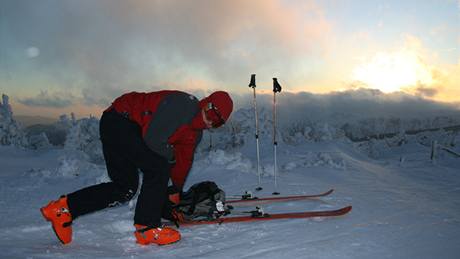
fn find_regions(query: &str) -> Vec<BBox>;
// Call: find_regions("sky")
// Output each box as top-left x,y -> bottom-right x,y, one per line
0,0 -> 459,118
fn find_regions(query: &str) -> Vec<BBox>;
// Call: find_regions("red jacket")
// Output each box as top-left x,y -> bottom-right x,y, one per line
109,90 -> 203,190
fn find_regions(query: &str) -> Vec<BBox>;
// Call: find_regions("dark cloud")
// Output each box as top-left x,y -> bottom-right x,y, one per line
229,88 -> 460,127
415,85 -> 438,97
18,90 -> 75,108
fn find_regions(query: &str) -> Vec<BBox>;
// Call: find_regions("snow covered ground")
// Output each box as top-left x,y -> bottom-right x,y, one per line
1,135 -> 459,258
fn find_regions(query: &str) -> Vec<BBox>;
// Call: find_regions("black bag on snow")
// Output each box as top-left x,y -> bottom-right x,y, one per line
175,181 -> 228,220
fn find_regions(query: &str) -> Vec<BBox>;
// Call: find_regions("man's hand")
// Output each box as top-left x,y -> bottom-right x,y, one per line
169,192 -> 180,205
167,185 -> 181,205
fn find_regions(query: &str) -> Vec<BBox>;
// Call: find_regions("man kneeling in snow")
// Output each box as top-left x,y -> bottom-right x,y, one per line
40,90 -> 233,245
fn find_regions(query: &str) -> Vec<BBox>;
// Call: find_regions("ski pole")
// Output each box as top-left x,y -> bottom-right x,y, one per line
249,74 -> 263,191
209,131 -> 213,151
272,78 -> 282,195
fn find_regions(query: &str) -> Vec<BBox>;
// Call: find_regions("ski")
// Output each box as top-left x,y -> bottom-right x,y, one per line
173,206 -> 352,227
226,189 -> 334,205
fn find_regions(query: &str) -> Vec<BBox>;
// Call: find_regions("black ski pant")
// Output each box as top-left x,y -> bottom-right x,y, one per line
67,109 -> 171,227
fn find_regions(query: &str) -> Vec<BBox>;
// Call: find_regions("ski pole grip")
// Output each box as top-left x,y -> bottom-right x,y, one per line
249,74 -> 256,88
273,78 -> 282,93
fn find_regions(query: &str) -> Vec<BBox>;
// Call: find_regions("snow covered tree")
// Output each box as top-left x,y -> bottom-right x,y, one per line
64,116 -> 103,164
28,132 -> 51,149
57,113 -> 76,129
0,94 -> 28,147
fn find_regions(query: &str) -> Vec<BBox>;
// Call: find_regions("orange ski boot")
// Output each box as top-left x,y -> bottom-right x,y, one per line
134,224 -> 181,245
40,196 -> 73,244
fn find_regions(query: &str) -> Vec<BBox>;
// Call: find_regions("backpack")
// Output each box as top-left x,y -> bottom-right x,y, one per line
176,181 -> 230,220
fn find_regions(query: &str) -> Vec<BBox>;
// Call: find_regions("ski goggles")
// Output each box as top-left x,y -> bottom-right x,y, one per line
205,102 -> 225,128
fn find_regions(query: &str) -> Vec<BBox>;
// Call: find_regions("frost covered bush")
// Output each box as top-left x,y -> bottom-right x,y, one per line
64,116 -> 103,164
353,128 -> 460,159
28,132 -> 51,149
57,113 -> 76,130
55,156 -> 98,178
207,107 -> 274,150
198,107 -> 287,151
282,122 -> 346,144
27,152 -> 106,179
414,130 -> 458,148
201,149 -> 253,173
25,124 -> 68,146
354,139 -> 383,159
0,94 -> 28,147
281,151 -> 346,171
342,116 -> 460,142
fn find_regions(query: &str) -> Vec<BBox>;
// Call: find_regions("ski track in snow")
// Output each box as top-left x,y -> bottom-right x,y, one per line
1,138 -> 460,259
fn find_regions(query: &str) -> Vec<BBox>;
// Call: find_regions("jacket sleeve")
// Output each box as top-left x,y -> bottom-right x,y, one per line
170,144 -> 195,190
144,92 -> 199,161
169,129 -> 203,190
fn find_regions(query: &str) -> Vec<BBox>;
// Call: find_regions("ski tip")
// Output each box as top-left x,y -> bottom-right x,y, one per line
325,189 -> 334,195
342,206 -> 353,213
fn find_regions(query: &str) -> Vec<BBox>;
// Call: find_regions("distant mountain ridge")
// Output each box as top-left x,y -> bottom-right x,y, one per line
14,115 -> 57,127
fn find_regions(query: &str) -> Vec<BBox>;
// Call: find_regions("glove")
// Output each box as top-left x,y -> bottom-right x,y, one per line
167,185 -> 181,205
169,193 -> 180,205
161,199 -> 185,225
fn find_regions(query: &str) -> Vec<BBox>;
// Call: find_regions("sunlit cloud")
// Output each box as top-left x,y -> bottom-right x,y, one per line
351,36 -> 434,93
414,84 -> 438,98
18,90 -> 75,108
